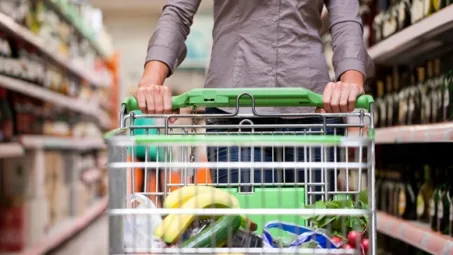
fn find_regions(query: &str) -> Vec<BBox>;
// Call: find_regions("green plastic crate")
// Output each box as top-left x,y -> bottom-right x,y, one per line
222,186 -> 306,240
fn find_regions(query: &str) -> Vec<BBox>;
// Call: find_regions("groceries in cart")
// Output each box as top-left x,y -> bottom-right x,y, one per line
143,185 -> 370,251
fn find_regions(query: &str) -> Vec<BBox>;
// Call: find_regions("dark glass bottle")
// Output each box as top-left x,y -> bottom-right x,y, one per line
392,67 -> 401,126
398,71 -> 410,125
423,61 -> 434,124
416,165 -> 434,223
430,167 -> 441,231
399,166 -> 417,220
407,73 -> 417,125
444,70 -> 453,121
375,80 -> 387,128
0,88 -> 14,142
432,59 -> 444,123
438,170 -> 451,234
397,0 -> 412,31
385,75 -> 395,127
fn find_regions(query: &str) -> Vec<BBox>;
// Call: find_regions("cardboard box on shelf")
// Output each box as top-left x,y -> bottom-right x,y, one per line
52,184 -> 70,226
74,182 -> 89,217
24,197 -> 50,246
44,152 -> 57,202
1,156 -> 30,198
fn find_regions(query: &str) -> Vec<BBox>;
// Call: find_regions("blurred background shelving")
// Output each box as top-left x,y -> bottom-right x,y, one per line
0,0 -> 113,254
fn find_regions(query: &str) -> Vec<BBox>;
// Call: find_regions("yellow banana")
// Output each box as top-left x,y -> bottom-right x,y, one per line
163,185 -> 217,209
157,190 -> 240,243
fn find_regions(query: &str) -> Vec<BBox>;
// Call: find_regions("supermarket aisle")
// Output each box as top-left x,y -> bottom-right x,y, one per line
50,215 -> 108,255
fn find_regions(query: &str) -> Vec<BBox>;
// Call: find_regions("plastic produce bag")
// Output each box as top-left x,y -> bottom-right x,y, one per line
123,194 -> 165,250
263,221 -> 340,249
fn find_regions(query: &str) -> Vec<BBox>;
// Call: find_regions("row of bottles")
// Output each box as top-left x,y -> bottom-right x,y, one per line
376,164 -> 453,236
372,0 -> 453,45
372,59 -> 453,127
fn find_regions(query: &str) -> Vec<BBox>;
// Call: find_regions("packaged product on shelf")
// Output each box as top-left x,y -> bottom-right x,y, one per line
0,156 -> 29,197
381,6 -> 398,39
411,0 -> 425,24
444,69 -> 453,120
430,167 -> 441,231
0,32 -> 13,75
384,75 -> 395,126
0,88 -> 14,142
373,80 -> 386,128
0,197 -> 25,252
423,61 -> 435,124
0,0 -> 30,25
437,170 -> 451,235
431,59 -> 444,123
395,166 -> 417,220
398,71 -> 410,126
416,165 -> 434,224
397,0 -> 411,31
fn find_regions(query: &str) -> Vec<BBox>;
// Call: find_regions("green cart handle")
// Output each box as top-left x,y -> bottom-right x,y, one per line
122,88 -> 374,113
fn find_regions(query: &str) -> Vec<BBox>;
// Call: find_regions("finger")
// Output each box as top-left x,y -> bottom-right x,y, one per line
348,83 -> 359,112
315,107 -> 326,113
323,82 -> 335,113
162,86 -> 172,114
145,86 -> 155,114
339,82 -> 350,112
136,88 -> 147,113
154,86 -> 163,114
330,82 -> 342,113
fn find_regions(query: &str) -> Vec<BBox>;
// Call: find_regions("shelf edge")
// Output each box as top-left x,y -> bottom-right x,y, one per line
377,211 -> 453,255
20,197 -> 108,255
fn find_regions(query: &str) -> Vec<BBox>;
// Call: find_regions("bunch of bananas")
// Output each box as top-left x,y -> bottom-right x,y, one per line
154,185 -> 257,244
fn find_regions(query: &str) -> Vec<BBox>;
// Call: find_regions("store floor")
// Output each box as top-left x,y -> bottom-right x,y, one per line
49,214 -> 108,255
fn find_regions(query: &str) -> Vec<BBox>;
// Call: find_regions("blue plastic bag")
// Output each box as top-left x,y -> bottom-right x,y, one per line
263,221 -> 340,249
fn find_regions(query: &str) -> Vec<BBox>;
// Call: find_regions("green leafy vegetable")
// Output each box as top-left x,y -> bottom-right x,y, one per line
303,192 -> 369,236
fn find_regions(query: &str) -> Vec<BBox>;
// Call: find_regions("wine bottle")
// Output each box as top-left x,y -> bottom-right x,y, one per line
398,166 -> 417,220
382,7 -> 398,38
415,68 -> 426,124
432,59 -> 444,123
417,165 -> 434,223
444,70 -> 453,121
430,167 -> 441,231
375,80 -> 387,128
411,0 -> 425,24
397,0 -> 412,31
392,67 -> 401,126
398,72 -> 410,125
385,75 -> 395,126
423,61 -> 434,124
438,170 -> 451,234
424,0 -> 435,16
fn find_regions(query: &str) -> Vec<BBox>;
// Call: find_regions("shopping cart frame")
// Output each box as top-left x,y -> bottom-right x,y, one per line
106,88 -> 375,255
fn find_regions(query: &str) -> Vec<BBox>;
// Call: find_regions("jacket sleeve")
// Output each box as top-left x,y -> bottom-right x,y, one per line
324,0 -> 374,81
145,0 -> 202,76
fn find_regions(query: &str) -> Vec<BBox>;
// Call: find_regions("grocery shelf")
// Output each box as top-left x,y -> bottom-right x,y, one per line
368,5 -> 453,64
20,135 -> 105,150
375,122 -> 453,144
0,75 -> 111,129
377,211 -> 453,255
20,197 -> 108,255
0,12 -> 108,88
0,143 -> 24,158
42,0 -> 109,59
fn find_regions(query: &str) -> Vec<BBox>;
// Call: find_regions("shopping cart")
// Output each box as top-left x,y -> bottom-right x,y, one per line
105,88 -> 376,254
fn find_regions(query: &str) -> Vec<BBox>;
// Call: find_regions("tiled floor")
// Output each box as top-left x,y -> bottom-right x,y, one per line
50,214 -> 108,255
